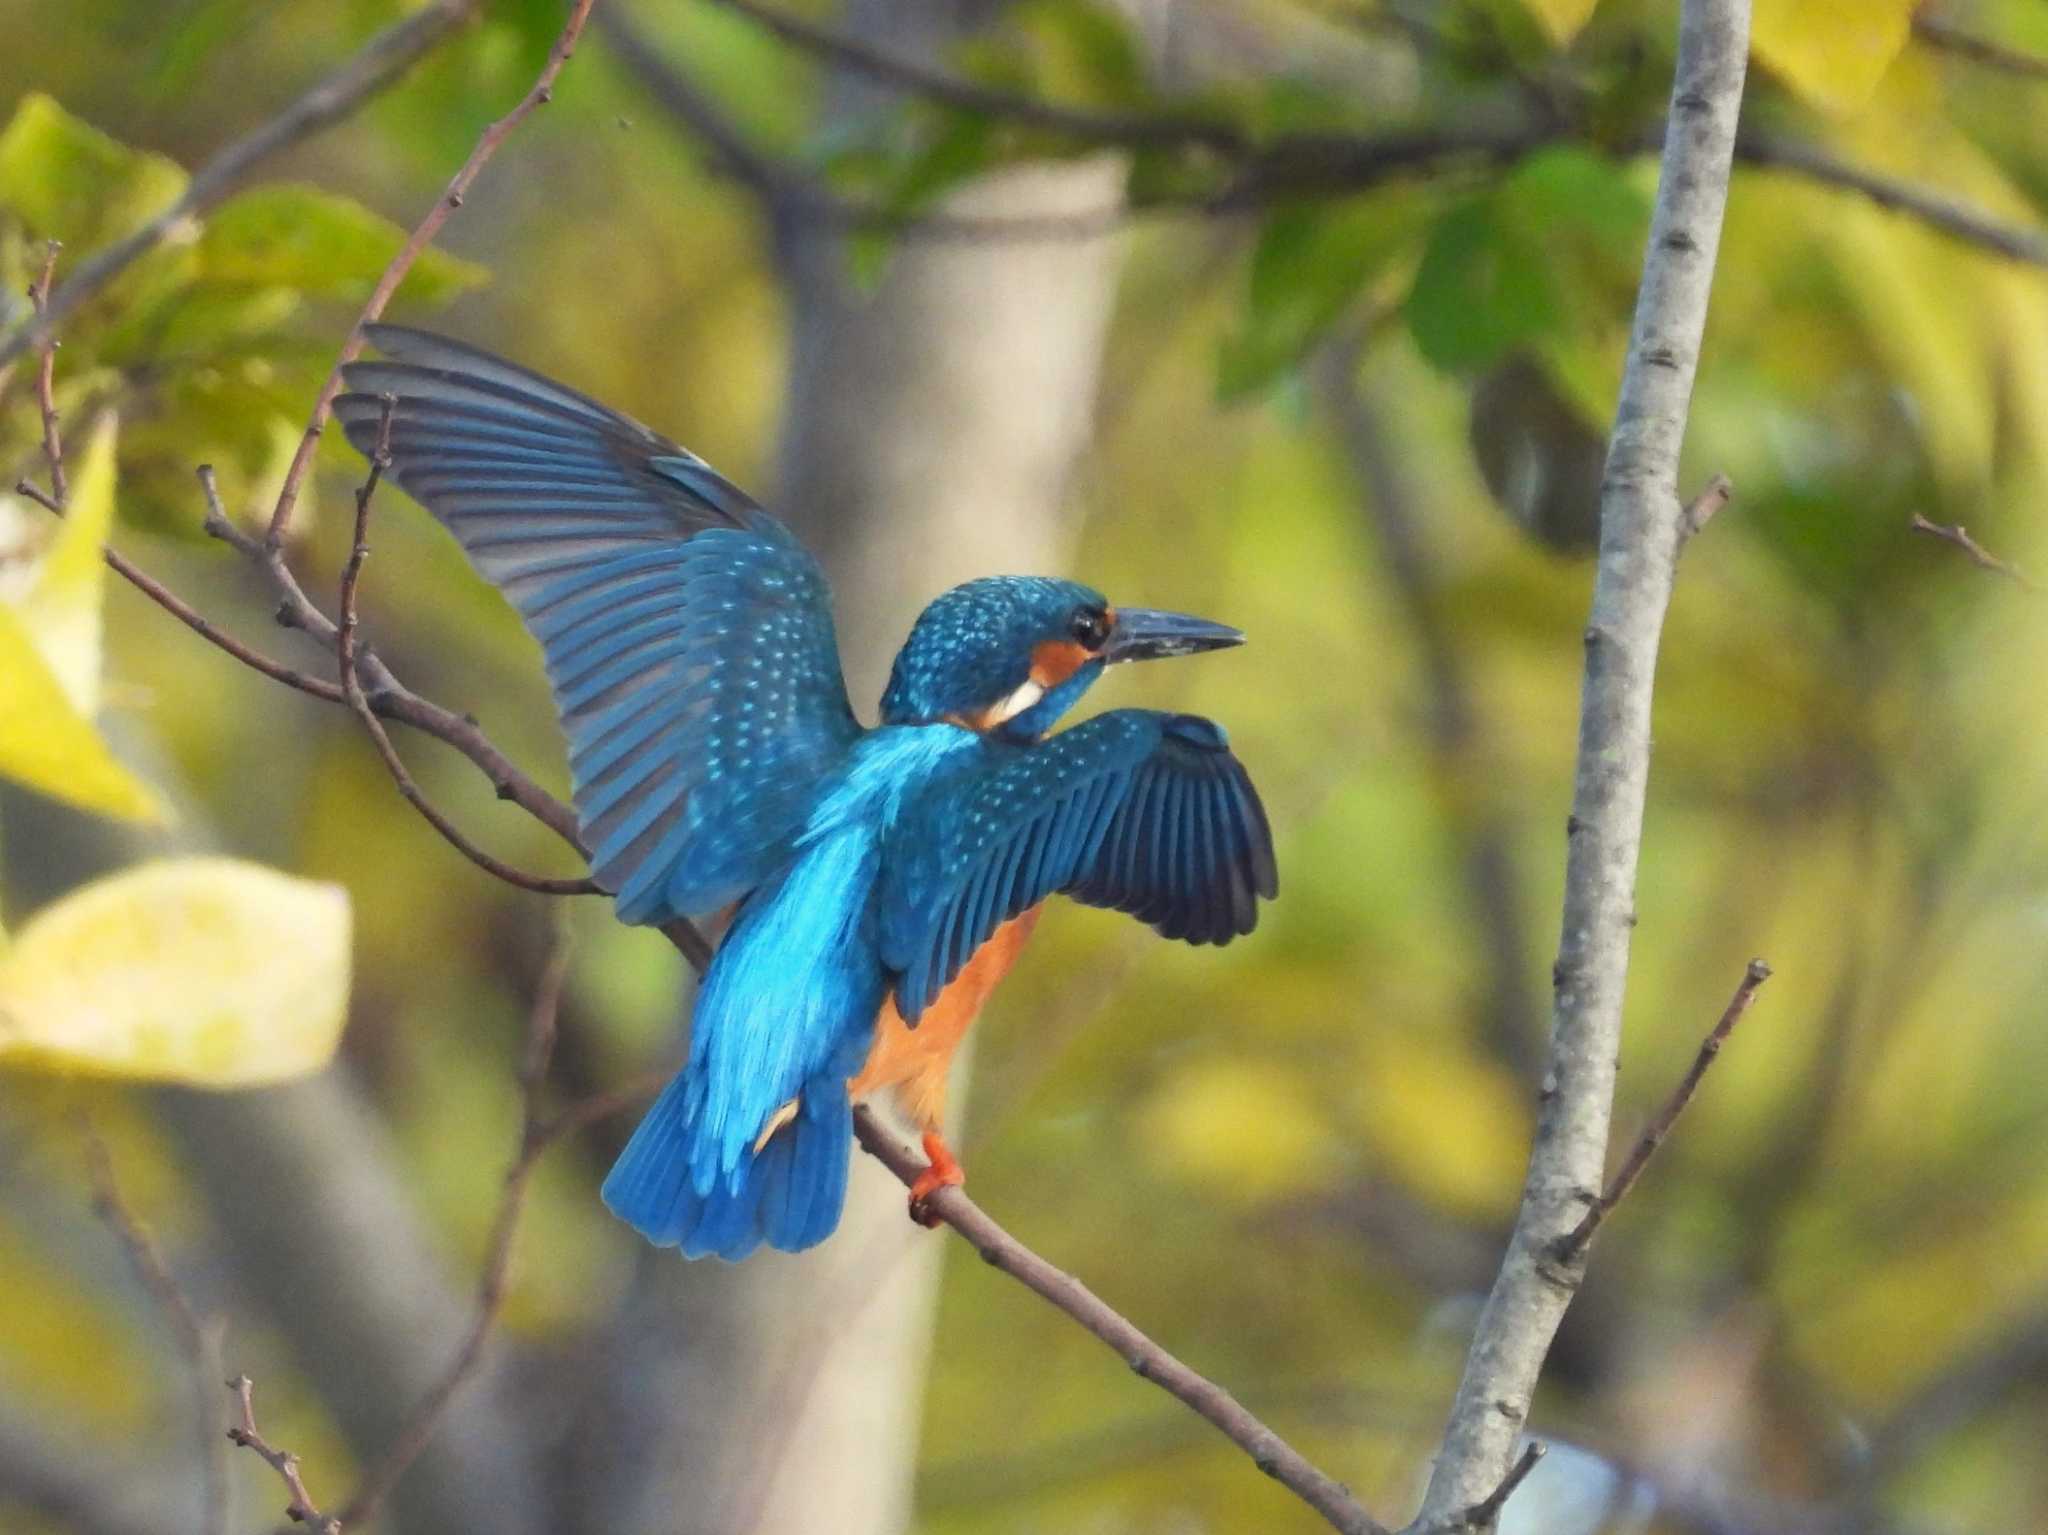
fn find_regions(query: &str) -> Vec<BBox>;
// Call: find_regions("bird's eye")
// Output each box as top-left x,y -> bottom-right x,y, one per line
1070,608 -> 1111,652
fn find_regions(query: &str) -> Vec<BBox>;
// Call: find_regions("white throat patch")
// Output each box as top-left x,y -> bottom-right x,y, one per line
988,678 -> 1047,725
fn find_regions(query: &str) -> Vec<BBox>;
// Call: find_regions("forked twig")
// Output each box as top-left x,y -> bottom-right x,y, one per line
226,1375 -> 339,1534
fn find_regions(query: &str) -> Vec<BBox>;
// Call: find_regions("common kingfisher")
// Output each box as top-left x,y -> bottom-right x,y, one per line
337,327 -> 1277,1260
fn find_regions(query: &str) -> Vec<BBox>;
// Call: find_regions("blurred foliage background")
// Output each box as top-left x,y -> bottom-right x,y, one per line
4,1 -> 2048,1532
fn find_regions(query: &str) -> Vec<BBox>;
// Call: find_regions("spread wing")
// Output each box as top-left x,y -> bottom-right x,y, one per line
336,325 -> 860,924
879,711 -> 1277,1021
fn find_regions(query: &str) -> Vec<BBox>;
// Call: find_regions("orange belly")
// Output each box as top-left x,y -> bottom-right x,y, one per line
849,904 -> 1044,1131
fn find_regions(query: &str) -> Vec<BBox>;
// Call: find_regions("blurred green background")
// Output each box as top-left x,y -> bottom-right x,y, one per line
4,2 -> 2048,1532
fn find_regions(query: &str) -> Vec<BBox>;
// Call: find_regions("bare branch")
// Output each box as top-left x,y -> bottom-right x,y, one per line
1409,2 -> 1752,1528
1560,959 -> 1772,1258
82,1126 -> 230,1535
850,1107 -> 1387,1535
261,0 -> 600,548
1908,512 -> 2038,589
0,0 -> 482,372
1913,12 -> 2048,81
226,1375 -> 339,1535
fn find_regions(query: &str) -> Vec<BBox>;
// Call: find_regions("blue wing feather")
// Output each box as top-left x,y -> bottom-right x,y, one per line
880,710 -> 1277,1021
337,325 -> 861,923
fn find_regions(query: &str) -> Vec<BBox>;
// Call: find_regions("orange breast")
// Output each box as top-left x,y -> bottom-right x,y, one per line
850,904 -> 1044,1130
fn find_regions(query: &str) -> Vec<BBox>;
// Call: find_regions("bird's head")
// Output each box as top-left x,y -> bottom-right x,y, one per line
879,575 -> 1244,741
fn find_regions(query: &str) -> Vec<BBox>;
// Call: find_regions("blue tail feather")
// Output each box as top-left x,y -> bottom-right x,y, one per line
602,1069 -> 852,1261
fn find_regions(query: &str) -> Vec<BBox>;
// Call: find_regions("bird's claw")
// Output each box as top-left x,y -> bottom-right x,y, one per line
907,1131 -> 965,1227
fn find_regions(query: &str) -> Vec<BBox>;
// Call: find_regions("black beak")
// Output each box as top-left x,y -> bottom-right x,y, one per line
1102,608 -> 1246,665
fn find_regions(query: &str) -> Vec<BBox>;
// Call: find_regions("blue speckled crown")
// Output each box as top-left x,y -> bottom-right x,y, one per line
879,575 -> 1107,726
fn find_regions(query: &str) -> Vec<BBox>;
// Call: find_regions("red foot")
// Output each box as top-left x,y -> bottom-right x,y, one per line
907,1131 -> 965,1227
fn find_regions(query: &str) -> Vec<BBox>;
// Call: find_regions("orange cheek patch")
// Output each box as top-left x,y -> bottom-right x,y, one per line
1030,638 -> 1093,687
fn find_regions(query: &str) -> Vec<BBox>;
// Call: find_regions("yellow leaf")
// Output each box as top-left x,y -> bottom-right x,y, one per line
0,606 -> 166,822
1753,0 -> 1916,114
1522,0 -> 1601,47
0,857 -> 351,1087
14,416 -> 117,711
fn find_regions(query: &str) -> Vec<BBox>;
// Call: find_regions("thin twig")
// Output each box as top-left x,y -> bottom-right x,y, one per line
0,0 -> 482,372
82,1126 -> 231,1535
104,541 -> 347,702
1913,13 -> 2048,81
226,1375 -> 339,1534
1908,513 -> 2039,590
337,928 -> 595,1528
1462,1440 -> 1546,1527
12,478 -> 62,514
262,0 -> 599,547
27,241 -> 67,506
1561,958 -> 1771,1259
849,1107 -> 1388,1535
331,401 -> 595,895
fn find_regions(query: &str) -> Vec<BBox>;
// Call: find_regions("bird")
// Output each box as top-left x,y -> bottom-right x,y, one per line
336,325 -> 1277,1261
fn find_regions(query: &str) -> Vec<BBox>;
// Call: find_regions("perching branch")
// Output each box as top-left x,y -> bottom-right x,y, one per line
1407,2 -> 1751,1530
226,1375 -> 339,1535
1560,958 -> 1772,1259
115,394 -> 1387,1535
1908,512 -> 2038,589
850,1108 -> 1388,1535
260,0 -> 600,549
0,0 -> 482,372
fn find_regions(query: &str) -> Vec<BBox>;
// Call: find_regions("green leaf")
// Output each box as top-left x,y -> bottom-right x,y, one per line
0,857 -> 350,1087
1405,147 -> 1649,378
1219,188 -> 1432,400
1010,0 -> 1146,108
0,605 -> 166,823
1404,199 -> 1560,372
0,94 -> 188,252
199,183 -> 490,305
